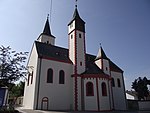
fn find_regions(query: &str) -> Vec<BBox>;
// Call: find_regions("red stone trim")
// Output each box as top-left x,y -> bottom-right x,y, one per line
81,74 -> 111,80
41,56 -> 72,64
83,33 -> 86,71
96,78 -> 100,111
107,80 -> 111,110
109,64 -> 115,109
74,30 -> 78,111
86,82 -> 94,96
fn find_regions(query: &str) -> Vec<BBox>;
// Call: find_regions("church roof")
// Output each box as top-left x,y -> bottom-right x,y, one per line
109,60 -> 123,73
35,41 -> 71,63
68,7 -> 85,25
95,47 -> 108,60
41,18 -> 55,38
35,41 -> 123,73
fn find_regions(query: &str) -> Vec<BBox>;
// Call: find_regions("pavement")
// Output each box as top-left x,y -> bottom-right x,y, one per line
16,107 -> 150,113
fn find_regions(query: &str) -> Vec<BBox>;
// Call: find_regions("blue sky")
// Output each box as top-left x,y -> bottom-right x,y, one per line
0,0 -> 150,90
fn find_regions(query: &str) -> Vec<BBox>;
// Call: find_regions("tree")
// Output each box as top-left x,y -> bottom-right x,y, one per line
0,46 -> 28,87
9,81 -> 25,104
132,77 -> 149,100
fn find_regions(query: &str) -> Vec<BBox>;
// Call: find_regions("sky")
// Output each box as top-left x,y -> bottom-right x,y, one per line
0,0 -> 150,90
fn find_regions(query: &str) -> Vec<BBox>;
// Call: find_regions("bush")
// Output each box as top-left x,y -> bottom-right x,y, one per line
0,108 -> 19,113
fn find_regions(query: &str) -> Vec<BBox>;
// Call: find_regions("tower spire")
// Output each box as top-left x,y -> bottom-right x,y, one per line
75,0 -> 78,8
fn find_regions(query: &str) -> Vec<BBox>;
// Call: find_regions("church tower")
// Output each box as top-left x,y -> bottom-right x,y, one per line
68,6 -> 86,74
95,47 -> 110,75
37,17 -> 55,45
68,4 -> 86,111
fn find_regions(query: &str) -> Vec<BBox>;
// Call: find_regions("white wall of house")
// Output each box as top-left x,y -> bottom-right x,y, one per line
84,78 -> 97,111
98,79 -> 111,111
23,44 -> 39,109
111,71 -> 126,110
38,35 -> 55,45
37,59 -> 73,110
102,59 -> 110,75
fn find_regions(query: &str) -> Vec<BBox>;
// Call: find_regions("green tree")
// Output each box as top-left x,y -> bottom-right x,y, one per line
9,81 -> 25,104
132,77 -> 149,100
0,46 -> 28,87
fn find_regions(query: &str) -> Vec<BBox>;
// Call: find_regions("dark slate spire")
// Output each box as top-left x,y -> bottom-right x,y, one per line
42,16 -> 55,38
68,7 -> 85,32
95,47 -> 108,60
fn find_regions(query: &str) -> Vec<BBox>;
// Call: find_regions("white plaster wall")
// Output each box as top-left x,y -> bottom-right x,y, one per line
38,35 -> 55,45
84,78 -> 98,111
95,59 -> 102,70
37,59 -> 73,110
76,31 -> 85,74
103,60 -> 110,75
23,43 -> 39,109
98,79 -> 111,110
68,21 -> 75,33
111,71 -> 126,110
69,32 -> 75,66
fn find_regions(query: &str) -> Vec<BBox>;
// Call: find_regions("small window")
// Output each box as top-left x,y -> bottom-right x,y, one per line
80,62 -> 82,66
102,82 -> 107,96
46,41 -> 49,44
79,33 -> 82,38
47,68 -> 53,83
59,70 -> 65,84
117,78 -> 121,87
70,23 -> 73,28
27,71 -> 33,86
106,67 -> 108,71
111,78 -> 115,87
86,82 -> 94,96
71,35 -> 73,39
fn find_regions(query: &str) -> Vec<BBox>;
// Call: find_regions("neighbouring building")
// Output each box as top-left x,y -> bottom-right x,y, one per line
23,5 -> 127,111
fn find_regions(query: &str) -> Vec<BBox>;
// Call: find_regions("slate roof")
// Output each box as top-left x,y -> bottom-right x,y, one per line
41,18 -> 55,38
35,41 -> 71,63
68,7 -> 85,25
68,8 -> 85,32
35,41 -> 123,73
95,47 -> 109,60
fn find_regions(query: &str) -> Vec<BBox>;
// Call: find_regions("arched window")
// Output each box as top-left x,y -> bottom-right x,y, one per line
117,78 -> 121,87
102,82 -> 107,96
47,68 -> 53,83
86,82 -> 94,96
111,78 -> 115,87
59,70 -> 65,84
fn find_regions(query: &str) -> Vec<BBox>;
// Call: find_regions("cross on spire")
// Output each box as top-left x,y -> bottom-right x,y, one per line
47,14 -> 49,20
75,0 -> 78,8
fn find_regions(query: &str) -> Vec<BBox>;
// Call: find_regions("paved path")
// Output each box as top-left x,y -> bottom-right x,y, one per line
16,108 -> 150,113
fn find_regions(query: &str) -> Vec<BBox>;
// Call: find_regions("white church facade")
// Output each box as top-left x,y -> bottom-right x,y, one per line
23,6 -> 127,111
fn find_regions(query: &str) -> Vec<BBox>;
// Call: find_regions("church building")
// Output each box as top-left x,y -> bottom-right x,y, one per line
23,5 -> 127,111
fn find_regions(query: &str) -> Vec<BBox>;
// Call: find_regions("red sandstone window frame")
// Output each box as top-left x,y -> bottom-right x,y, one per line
47,68 -> 53,83
59,70 -> 65,84
117,78 -> 121,87
102,82 -> 107,96
86,82 -> 94,96
111,78 -> 115,87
